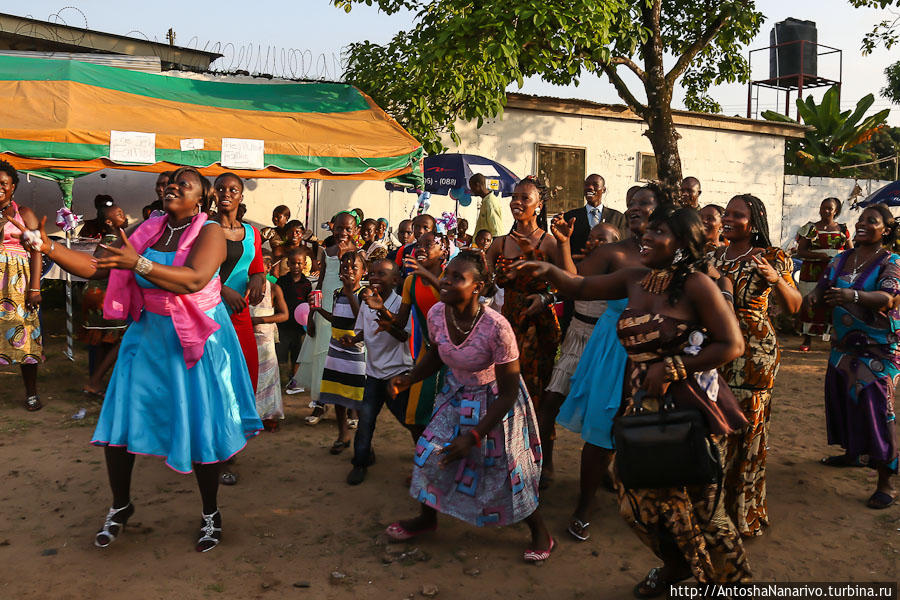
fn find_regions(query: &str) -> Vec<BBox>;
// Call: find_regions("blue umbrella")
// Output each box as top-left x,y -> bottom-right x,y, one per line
855,180 -> 900,208
385,153 -> 520,205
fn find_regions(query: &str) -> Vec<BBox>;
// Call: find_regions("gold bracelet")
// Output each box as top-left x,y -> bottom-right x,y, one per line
134,255 -> 154,276
673,355 -> 688,380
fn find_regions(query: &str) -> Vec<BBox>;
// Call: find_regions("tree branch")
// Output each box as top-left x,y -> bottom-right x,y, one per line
609,56 -> 646,81
665,9 -> 733,86
600,64 -> 648,118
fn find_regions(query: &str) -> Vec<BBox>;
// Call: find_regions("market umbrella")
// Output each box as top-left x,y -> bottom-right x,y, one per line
385,153 -> 519,207
855,180 -> 900,208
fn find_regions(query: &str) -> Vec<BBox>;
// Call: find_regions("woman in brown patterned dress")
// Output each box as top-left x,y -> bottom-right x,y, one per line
518,206 -> 750,596
713,194 -> 802,538
485,177 -> 576,407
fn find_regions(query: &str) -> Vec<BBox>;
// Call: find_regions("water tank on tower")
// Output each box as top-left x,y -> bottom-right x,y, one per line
769,18 -> 817,87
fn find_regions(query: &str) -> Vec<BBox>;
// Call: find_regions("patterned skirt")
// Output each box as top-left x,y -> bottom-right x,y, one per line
546,314 -> 596,396
724,388 -> 771,538
618,436 -> 752,582
410,371 -> 541,527
0,250 -> 42,365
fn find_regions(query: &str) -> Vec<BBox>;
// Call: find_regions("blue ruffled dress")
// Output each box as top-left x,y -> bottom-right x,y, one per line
556,297 -> 628,450
91,248 -> 262,473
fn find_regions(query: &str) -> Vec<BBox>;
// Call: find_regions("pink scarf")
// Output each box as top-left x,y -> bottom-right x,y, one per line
103,213 -> 220,368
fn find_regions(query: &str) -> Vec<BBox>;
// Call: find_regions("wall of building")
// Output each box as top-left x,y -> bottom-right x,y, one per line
320,108 -> 791,242
781,175 -> 894,244
11,106 -> 792,244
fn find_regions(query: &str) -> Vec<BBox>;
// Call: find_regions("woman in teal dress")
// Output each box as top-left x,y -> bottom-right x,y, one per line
22,167 -> 261,553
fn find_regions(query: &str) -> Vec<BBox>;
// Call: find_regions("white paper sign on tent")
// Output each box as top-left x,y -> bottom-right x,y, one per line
468,164 -> 501,178
221,138 -> 265,170
180,138 -> 204,151
109,130 -> 156,164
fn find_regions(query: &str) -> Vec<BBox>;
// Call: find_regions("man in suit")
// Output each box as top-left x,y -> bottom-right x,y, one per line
564,174 -> 628,256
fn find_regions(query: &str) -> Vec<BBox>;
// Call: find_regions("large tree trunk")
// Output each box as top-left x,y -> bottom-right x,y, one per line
644,102 -> 683,204
640,0 -> 683,204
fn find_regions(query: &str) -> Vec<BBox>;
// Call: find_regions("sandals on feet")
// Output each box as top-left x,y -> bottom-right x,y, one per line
330,440 -> 351,455
567,519 -> 591,542
385,521 -> 437,542
633,566 -> 691,598
523,536 -> 556,563
820,454 -> 863,468
196,510 -> 222,552
220,471 -> 238,485
866,491 -> 896,509
24,395 -> 42,411
634,567 -> 666,598
94,503 -> 135,548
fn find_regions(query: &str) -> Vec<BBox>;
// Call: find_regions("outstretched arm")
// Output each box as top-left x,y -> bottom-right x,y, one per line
515,260 -> 636,301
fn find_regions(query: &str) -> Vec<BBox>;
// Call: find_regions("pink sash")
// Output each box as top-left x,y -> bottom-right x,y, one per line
2,201 -> 29,257
103,213 -> 221,368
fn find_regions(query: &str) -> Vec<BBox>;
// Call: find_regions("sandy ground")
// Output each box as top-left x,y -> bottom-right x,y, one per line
0,309 -> 898,599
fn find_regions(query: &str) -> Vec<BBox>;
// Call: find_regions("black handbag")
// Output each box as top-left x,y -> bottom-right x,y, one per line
613,389 -> 722,490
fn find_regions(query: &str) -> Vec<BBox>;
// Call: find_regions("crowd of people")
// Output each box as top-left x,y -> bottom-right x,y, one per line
0,158 -> 897,593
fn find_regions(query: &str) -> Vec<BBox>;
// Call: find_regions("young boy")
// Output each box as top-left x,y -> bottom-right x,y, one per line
262,205 -> 291,250
472,228 -> 493,252
395,213 -> 436,277
344,258 -> 415,485
278,247 -> 313,393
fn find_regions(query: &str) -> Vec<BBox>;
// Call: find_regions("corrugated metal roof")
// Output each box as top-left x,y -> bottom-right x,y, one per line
0,50 -> 161,72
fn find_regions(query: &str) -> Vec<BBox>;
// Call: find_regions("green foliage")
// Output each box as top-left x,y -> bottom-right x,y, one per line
333,0 -> 763,187
884,61 -> 900,105
854,126 -> 900,179
847,0 -> 900,54
762,86 -> 891,177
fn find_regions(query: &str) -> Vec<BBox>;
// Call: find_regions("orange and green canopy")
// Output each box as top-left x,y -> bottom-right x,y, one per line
0,54 -> 424,193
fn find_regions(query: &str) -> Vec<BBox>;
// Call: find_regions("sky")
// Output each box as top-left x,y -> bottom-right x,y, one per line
13,1 -> 900,124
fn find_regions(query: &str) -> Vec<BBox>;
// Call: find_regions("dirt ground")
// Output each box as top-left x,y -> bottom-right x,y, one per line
0,309 -> 897,599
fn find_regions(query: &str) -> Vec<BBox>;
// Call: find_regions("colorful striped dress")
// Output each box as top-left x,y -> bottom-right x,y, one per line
402,273 -> 444,425
319,289 -> 366,407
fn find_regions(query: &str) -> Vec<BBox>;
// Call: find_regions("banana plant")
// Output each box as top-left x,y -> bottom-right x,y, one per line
762,86 -> 890,176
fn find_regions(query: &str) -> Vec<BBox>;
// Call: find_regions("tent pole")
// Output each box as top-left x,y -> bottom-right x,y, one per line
59,178 -> 75,361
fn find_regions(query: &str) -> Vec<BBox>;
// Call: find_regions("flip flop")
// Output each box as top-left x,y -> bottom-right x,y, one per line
385,521 -> 437,542
82,388 -> 105,399
866,491 -> 896,510
820,454 -> 863,468
523,536 -> 556,563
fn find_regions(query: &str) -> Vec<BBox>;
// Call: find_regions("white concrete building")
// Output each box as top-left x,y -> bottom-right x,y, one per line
14,92 -> 807,244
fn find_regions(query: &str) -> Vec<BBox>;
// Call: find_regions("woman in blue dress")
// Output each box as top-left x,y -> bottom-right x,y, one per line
805,204 -> 900,509
21,167 -> 261,552
552,185 -> 660,542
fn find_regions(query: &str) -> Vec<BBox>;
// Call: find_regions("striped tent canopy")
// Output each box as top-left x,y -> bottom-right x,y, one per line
0,55 -> 424,196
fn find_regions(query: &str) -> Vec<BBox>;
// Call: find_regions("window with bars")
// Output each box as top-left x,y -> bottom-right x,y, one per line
536,144 -> 586,214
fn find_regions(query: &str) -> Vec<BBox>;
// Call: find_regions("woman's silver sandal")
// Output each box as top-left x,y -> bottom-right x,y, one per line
567,518 -> 591,542
196,510 -> 222,553
94,503 -> 134,548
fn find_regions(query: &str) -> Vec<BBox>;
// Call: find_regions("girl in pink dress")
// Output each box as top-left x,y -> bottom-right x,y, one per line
385,250 -> 553,562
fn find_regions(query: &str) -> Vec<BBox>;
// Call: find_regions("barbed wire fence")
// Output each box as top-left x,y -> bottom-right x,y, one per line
15,7 -> 346,81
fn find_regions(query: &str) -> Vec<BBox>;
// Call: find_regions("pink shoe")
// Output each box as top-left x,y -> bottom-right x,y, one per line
523,536 -> 556,563
384,521 -> 437,542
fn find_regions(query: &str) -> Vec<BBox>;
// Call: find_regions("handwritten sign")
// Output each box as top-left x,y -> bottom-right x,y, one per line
109,130 -> 156,164
180,138 -> 204,151
221,138 -> 264,170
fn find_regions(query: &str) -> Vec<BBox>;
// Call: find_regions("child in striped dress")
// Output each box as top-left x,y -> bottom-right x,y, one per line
318,250 -> 367,454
